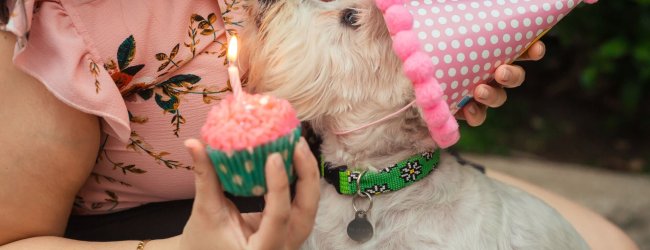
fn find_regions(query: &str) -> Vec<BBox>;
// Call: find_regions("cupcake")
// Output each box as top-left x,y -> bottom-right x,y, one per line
201,92 -> 301,196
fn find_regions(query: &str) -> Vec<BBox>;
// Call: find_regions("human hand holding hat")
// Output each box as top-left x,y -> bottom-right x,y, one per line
457,40 -> 546,126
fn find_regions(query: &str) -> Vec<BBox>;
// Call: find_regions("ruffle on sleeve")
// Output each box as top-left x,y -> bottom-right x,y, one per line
2,0 -> 131,142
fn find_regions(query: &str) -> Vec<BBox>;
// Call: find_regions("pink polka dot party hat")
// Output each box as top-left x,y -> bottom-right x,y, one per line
376,0 -> 597,148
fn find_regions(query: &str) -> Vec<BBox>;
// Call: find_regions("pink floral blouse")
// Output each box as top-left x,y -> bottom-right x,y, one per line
2,0 -> 246,215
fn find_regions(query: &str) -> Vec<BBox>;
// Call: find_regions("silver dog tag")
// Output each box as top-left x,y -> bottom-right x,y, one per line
347,211 -> 373,243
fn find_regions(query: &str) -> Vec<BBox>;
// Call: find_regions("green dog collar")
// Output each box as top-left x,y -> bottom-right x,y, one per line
320,150 -> 440,195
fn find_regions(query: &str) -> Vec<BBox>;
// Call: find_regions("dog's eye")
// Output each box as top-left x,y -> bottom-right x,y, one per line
341,9 -> 359,27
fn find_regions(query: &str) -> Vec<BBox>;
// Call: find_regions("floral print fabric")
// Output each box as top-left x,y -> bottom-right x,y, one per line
2,0 -> 246,214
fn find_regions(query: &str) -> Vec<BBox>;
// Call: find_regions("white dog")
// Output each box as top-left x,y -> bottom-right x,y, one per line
242,0 -> 589,249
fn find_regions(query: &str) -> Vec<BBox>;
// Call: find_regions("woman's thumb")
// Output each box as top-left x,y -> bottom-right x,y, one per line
184,138 -> 226,213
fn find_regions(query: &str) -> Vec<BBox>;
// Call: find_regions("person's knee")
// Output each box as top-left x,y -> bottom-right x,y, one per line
583,220 -> 638,250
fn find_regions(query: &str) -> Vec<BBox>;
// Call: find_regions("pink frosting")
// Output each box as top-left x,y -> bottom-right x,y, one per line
201,93 -> 300,152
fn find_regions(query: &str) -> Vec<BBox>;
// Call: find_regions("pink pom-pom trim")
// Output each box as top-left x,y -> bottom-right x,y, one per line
403,52 -> 435,84
439,116 -> 460,132
432,128 -> 460,149
378,0 -> 460,148
414,79 -> 442,108
392,31 -> 420,60
422,102 -> 451,128
375,0 -> 404,12
384,5 -> 413,35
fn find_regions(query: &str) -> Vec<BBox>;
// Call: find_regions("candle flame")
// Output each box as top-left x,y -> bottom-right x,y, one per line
227,35 -> 238,62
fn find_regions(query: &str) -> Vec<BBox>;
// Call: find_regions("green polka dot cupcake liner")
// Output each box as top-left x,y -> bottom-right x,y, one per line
205,126 -> 301,197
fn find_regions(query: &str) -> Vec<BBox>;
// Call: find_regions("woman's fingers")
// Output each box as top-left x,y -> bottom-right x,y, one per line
516,41 -> 546,61
457,102 -> 488,127
184,139 -> 228,217
460,62 -> 525,123
473,84 -> 508,108
241,212 -> 263,232
252,153 -> 292,249
458,42 -> 544,126
288,138 -> 320,247
183,139 -> 319,249
291,138 -> 320,219
494,64 -> 526,88
249,138 -> 320,249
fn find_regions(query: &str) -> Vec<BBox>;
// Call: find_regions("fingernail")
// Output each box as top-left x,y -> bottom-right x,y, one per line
467,104 -> 477,115
476,86 -> 489,99
184,140 -> 197,159
500,69 -> 511,82
269,153 -> 284,169
535,43 -> 546,54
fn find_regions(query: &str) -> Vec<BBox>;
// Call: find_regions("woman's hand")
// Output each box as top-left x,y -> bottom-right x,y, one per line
457,41 -> 546,126
177,138 -> 320,250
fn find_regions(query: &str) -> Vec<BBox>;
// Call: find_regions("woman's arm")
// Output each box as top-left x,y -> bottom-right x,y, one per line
0,30 -> 179,249
1,30 -> 321,249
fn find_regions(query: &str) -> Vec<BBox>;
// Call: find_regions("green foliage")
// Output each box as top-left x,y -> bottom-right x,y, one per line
553,0 -> 650,116
456,1 -> 650,173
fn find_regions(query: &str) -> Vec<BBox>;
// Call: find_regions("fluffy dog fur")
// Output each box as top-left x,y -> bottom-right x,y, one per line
241,0 -> 589,249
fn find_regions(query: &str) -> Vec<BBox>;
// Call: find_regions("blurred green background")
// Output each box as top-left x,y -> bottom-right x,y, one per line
455,0 -> 650,174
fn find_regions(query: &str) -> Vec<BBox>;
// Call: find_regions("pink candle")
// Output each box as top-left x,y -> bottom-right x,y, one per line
227,36 -> 242,98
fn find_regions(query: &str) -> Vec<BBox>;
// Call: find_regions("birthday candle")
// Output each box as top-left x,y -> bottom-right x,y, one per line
227,35 -> 243,99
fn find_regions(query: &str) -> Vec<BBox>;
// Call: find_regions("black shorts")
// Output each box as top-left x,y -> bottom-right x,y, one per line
65,195 -> 267,241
